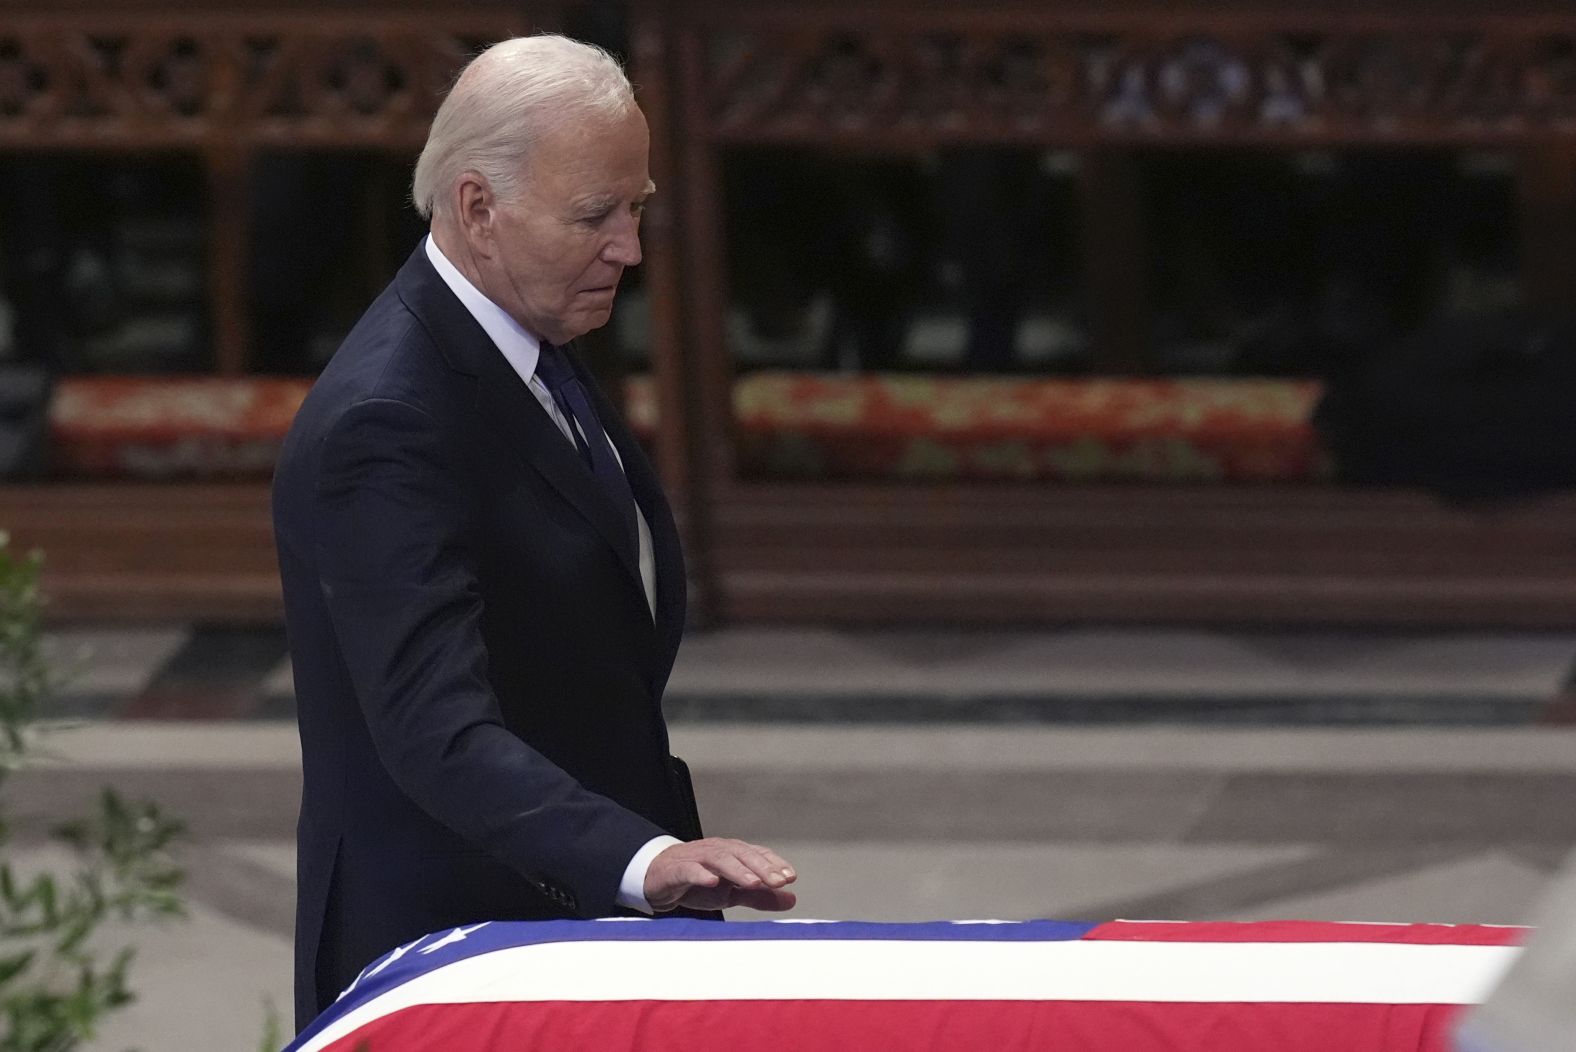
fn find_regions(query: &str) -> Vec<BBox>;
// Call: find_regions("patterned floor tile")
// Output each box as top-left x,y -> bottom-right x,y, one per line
1188,772 -> 1576,845
43,626 -> 191,718
32,624 -> 1576,724
121,625 -> 289,719
1230,851 -> 1555,926
1066,845 -> 1483,922
731,841 -> 1317,923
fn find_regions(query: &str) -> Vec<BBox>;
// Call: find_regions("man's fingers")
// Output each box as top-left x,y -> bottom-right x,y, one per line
711,849 -> 779,889
685,840 -> 794,889
729,886 -> 797,912
739,842 -> 797,882
722,843 -> 796,888
753,847 -> 796,882
646,838 -> 799,912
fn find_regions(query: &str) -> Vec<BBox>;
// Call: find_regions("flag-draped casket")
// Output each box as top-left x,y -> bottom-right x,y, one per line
286,918 -> 1523,1052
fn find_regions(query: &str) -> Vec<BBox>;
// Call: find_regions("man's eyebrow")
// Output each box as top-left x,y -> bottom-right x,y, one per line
573,184 -> 656,213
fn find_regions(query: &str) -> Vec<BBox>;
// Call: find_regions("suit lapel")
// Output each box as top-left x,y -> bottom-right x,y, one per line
477,359 -> 647,595
570,342 -> 688,678
394,247 -> 648,605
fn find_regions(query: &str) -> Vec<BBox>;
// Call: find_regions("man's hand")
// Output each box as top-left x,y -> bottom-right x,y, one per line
644,838 -> 797,913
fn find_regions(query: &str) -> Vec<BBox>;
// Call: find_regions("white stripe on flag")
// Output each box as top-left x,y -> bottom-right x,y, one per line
297,938 -> 1519,1052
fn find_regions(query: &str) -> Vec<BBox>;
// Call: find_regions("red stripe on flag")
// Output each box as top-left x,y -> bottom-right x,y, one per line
320,998 -> 1468,1052
1086,921 -> 1527,946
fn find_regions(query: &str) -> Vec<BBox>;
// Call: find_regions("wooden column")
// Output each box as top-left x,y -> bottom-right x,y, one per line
675,27 -> 736,487
669,21 -> 737,625
205,145 -> 251,375
362,156 -> 399,300
631,6 -> 693,502
1519,143 -> 1576,310
1078,149 -> 1151,375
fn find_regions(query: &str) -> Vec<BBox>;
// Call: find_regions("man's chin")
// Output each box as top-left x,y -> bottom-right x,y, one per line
565,308 -> 615,340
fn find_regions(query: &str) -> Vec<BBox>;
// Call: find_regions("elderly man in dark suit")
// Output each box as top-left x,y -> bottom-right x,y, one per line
272,35 -> 797,1032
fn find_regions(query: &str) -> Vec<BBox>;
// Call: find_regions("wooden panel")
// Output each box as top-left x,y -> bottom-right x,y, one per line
707,483 -> 1576,626
4,478 -> 1572,628
0,483 -> 280,622
27,0 -> 522,9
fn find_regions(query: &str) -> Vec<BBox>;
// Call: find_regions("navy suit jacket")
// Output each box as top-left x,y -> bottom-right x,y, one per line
273,245 -> 707,1031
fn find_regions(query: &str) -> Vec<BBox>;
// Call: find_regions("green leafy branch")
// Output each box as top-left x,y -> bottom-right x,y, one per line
0,534 -> 186,1052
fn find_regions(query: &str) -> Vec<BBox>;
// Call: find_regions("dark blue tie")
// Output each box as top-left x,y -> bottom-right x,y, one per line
533,343 -> 639,563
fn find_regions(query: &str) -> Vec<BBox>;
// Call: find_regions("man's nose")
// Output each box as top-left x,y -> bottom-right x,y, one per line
604,218 -> 643,267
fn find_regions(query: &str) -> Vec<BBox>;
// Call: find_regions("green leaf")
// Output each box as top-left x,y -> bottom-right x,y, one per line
0,948 -> 35,986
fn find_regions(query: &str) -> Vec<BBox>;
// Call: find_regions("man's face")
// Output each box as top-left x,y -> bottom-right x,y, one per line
483,106 -> 652,345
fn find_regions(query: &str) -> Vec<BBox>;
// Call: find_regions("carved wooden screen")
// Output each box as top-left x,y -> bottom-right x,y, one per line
0,15 -> 534,150
0,9 -> 536,372
633,1 -> 1576,488
668,9 -> 1576,147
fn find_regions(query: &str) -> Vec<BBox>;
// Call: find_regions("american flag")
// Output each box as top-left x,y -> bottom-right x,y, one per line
287,917 -> 1523,1052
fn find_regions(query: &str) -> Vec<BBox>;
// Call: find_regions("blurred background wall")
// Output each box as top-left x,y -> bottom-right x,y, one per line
1,0 -> 1575,630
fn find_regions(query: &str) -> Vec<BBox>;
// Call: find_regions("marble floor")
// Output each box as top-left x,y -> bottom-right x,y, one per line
37,624 -> 1576,724
4,722 -> 1568,1050
12,626 -> 1576,1049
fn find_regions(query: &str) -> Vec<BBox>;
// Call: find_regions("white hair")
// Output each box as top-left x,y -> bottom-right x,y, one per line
411,35 -> 635,222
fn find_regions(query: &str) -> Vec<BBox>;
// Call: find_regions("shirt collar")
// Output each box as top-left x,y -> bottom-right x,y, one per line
424,233 -> 542,384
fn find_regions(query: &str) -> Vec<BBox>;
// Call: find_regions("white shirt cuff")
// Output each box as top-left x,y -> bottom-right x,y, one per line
615,835 -> 683,915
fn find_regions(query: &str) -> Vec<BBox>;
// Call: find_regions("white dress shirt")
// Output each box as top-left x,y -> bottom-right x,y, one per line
425,235 -> 680,914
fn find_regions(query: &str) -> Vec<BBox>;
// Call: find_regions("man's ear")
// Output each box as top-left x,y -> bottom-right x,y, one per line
454,173 -> 497,255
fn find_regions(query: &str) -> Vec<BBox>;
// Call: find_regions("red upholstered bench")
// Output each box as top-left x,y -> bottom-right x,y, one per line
49,373 -> 1331,483
50,376 -> 312,479
625,372 -> 1332,483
